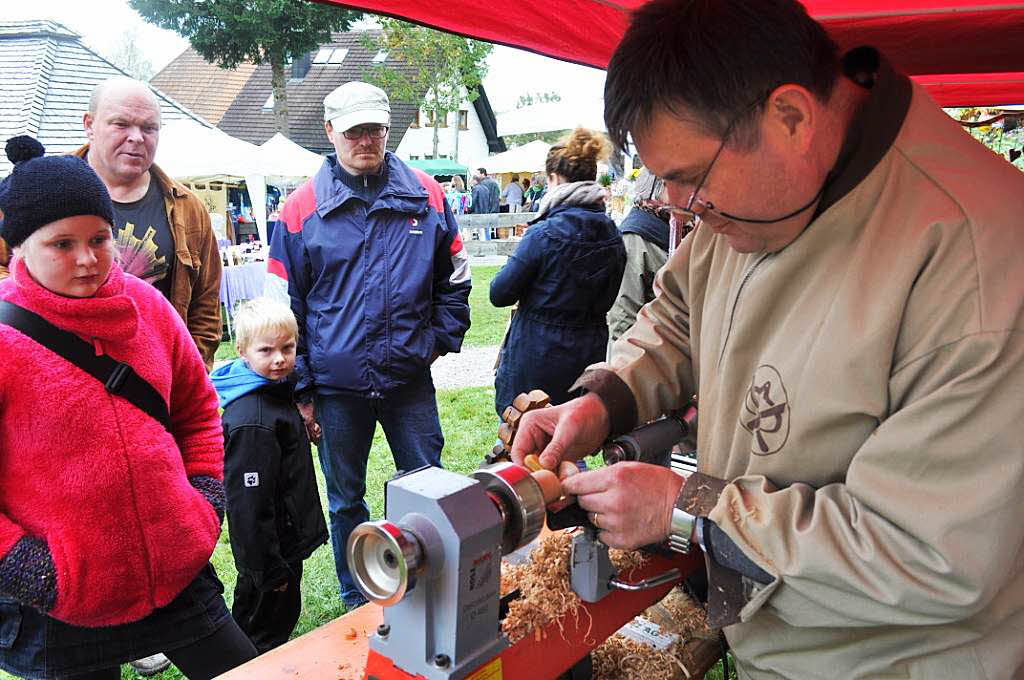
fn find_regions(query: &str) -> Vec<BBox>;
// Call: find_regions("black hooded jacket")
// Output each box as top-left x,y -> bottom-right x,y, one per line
222,378 -> 328,590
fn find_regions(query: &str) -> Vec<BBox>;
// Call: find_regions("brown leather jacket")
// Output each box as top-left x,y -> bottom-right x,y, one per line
0,236 -> 8,281
72,145 -> 222,367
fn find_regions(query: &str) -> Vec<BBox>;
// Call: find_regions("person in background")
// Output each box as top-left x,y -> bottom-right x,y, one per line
501,175 -> 524,213
520,177 -> 531,209
211,297 -> 329,654
511,0 -> 1024,677
490,128 -> 625,416
0,237 -> 8,280
606,169 -> 673,351
0,138 -> 256,680
267,81 -> 471,611
524,173 -> 545,211
446,174 -> 471,215
75,77 -> 222,370
470,169 -> 499,214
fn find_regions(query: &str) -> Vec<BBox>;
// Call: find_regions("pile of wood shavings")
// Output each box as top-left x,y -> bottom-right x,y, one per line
500,531 -> 651,644
594,588 -> 717,680
501,531 -> 578,643
592,634 -> 685,680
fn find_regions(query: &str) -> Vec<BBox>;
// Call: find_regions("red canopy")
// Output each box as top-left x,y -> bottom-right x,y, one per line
313,0 -> 1024,105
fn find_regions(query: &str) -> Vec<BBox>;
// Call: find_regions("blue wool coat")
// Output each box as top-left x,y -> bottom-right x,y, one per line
490,203 -> 625,415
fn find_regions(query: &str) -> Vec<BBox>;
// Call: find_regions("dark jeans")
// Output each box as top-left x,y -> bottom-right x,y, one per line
59,620 -> 256,679
232,562 -> 303,654
315,376 -> 444,604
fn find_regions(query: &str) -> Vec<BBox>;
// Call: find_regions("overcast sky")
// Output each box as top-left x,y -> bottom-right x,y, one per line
8,0 -> 607,114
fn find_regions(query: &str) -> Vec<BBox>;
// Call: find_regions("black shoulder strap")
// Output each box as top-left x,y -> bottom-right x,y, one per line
0,300 -> 172,432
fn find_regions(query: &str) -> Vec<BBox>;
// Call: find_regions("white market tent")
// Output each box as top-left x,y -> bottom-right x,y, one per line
496,98 -> 606,137
483,140 -> 552,175
258,133 -> 325,181
155,121 -> 325,244
155,119 -> 270,243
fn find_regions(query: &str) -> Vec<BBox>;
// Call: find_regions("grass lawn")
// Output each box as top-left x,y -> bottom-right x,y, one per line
214,265 -> 507,362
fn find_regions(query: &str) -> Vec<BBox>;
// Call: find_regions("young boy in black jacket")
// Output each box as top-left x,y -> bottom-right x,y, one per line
211,297 -> 328,653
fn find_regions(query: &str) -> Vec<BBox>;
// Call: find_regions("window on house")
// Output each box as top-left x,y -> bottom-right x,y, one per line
313,48 -> 333,64
458,110 -> 468,130
410,110 -> 420,128
262,93 -> 274,111
372,50 -> 388,63
425,154 -> 434,160
328,48 -> 349,64
438,111 -> 448,128
423,110 -> 434,127
290,52 -> 312,79
409,155 -> 420,160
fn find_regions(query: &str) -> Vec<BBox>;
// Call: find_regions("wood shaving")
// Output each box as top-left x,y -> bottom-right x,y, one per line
500,531 -> 650,645
593,588 -> 717,680
343,627 -> 359,640
501,531 -> 579,644
592,634 -> 684,680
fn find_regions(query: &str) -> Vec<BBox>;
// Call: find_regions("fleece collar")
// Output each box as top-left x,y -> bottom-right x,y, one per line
8,257 -> 139,344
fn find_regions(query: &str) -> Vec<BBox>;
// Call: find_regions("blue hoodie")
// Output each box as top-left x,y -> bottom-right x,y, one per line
211,358 -> 272,409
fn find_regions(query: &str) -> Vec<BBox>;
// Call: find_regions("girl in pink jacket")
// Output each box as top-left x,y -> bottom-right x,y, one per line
0,137 -> 256,679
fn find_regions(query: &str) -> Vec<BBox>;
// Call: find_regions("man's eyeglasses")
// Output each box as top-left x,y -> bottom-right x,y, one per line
341,125 -> 389,140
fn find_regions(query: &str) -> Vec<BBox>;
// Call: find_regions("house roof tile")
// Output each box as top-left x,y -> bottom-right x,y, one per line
217,31 -> 422,154
0,20 -> 207,176
151,48 -> 258,125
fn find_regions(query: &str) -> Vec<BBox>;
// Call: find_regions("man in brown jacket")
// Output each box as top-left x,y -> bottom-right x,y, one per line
74,78 -> 222,368
0,237 -> 8,281
511,0 -> 1024,678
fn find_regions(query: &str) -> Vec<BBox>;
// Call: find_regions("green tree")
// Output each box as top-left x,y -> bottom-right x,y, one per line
130,0 -> 359,135
363,19 -> 492,159
103,27 -> 154,81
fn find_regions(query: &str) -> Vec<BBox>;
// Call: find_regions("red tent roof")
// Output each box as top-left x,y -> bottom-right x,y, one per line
313,0 -> 1024,105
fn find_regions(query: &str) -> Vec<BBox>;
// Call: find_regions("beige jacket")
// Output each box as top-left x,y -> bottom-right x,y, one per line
581,72 -> 1024,677
72,146 -> 222,367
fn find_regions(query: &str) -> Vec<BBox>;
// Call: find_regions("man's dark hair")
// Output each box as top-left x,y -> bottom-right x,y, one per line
477,167 -> 488,175
605,0 -> 840,152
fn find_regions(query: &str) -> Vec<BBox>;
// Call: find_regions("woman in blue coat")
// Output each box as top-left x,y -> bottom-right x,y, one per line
491,128 -> 626,415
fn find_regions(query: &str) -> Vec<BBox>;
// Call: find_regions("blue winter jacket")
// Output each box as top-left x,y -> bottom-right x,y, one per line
267,153 -> 472,397
490,203 -> 625,415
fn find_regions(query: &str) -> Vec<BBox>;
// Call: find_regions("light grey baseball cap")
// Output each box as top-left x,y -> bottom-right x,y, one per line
324,81 -> 391,131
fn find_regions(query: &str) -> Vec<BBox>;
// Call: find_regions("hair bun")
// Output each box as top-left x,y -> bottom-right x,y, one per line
5,136 -> 45,166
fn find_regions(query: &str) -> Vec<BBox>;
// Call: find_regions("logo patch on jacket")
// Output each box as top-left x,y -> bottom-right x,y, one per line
244,472 -> 260,487
741,365 -> 790,455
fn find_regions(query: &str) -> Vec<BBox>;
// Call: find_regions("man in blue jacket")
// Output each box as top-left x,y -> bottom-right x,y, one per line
267,81 -> 472,609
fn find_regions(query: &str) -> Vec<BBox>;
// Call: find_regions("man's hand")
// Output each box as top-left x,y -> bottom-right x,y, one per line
296,400 -> 321,444
509,393 -> 611,469
560,463 -> 685,550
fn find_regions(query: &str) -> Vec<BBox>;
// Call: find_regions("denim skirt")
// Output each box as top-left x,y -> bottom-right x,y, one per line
0,563 -> 231,679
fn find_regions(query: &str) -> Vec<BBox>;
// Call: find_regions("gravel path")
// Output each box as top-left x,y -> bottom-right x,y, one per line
431,345 -> 500,389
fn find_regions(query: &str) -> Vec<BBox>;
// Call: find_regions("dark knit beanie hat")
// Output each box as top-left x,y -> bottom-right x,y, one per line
0,136 -> 114,248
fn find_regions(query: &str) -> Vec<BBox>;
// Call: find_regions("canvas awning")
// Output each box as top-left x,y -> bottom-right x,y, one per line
405,158 -> 470,176
312,0 -> 1024,105
155,120 -> 269,243
482,140 -> 552,174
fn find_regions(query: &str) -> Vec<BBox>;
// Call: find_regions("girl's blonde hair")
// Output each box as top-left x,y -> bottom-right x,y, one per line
545,127 -> 611,183
234,297 -> 298,352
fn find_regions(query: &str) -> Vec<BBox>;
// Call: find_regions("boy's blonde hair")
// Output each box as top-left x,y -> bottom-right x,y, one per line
234,297 -> 298,352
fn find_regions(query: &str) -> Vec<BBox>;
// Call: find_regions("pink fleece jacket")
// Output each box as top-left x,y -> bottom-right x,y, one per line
0,258 -> 224,627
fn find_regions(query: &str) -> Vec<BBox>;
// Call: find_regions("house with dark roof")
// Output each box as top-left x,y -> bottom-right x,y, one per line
0,20 -> 208,176
212,31 -> 504,167
151,48 -> 259,126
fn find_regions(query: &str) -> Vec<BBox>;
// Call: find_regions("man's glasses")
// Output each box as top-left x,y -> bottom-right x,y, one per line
341,125 -> 389,140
